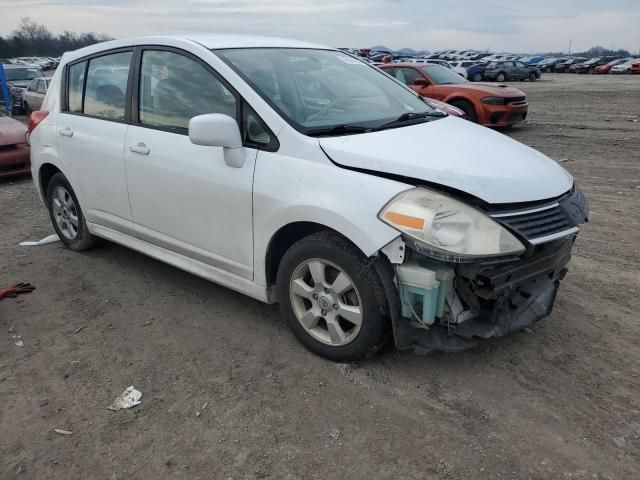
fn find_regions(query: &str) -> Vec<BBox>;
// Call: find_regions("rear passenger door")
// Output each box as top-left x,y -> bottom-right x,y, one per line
57,50 -> 135,234
124,48 -> 269,280
514,62 -> 527,79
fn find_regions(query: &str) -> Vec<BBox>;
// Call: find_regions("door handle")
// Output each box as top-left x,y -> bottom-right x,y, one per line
129,143 -> 150,155
58,127 -> 73,137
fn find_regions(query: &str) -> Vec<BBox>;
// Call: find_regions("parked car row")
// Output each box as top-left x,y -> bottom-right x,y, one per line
351,48 -> 640,81
536,56 -> 640,74
0,64 -> 50,115
0,56 -> 60,70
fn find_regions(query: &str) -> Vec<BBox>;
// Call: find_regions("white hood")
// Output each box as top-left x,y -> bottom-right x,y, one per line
320,116 -> 573,204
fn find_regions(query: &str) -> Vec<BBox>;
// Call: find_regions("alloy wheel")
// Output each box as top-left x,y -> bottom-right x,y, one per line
51,186 -> 79,240
289,259 -> 363,347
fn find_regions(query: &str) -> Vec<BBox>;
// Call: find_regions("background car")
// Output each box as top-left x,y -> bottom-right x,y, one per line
554,58 -> 587,73
630,59 -> 640,74
593,59 -> 627,74
484,61 -> 541,82
575,56 -> 621,74
2,64 -> 45,115
0,109 -> 30,177
423,59 -> 468,78
466,63 -> 487,82
380,63 -> 528,127
609,58 -> 635,74
21,77 -> 50,113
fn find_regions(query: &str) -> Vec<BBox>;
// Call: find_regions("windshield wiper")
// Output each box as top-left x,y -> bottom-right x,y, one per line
305,124 -> 372,137
375,110 -> 446,131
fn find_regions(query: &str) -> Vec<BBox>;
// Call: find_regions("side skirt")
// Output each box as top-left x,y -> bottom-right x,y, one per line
88,222 -> 276,304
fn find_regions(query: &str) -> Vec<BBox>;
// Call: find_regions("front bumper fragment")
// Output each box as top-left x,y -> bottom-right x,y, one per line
383,237 -> 575,354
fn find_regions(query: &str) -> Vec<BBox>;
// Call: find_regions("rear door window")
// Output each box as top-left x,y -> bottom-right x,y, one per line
67,61 -> 86,113
83,52 -> 132,120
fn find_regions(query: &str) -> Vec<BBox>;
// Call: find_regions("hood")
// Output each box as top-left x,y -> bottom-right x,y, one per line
319,116 -> 573,205
444,82 -> 524,97
0,116 -> 28,146
8,80 -> 31,89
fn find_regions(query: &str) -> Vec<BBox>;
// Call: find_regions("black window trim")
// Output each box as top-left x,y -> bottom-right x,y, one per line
60,44 -> 278,152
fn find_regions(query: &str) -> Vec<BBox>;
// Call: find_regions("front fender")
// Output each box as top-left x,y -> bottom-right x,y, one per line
252,149 -> 410,286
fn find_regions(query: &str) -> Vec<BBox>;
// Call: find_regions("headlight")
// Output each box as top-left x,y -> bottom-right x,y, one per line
481,96 -> 507,105
379,188 -> 525,261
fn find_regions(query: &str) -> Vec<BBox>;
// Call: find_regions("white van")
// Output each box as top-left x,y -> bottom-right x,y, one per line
28,35 -> 588,361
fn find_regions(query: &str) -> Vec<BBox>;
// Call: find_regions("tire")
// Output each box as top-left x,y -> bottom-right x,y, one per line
496,72 -> 506,82
46,173 -> 95,251
472,72 -> 483,82
449,99 -> 478,123
276,231 -> 391,362
23,102 -> 32,115
529,72 -> 537,81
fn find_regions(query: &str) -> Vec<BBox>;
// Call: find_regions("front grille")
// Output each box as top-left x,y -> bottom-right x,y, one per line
488,186 -> 588,245
507,96 -> 526,105
496,204 -> 571,240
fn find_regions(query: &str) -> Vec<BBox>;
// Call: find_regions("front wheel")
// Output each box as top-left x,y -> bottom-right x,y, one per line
472,72 -> 483,82
449,99 -> 478,123
276,231 -> 391,362
529,72 -> 537,81
46,173 -> 96,251
496,72 -> 506,82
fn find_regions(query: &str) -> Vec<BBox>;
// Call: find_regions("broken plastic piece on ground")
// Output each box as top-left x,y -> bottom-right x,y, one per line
14,340 -> 24,347
19,234 -> 60,246
54,429 -> 72,435
328,428 -> 341,440
107,386 -> 142,411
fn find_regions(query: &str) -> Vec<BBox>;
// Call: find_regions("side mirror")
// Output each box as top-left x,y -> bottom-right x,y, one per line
414,77 -> 429,86
189,113 -> 245,168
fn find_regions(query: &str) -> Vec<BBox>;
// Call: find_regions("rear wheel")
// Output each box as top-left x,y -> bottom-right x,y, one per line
472,72 -> 483,82
276,231 -> 390,362
23,102 -> 32,115
496,72 -> 506,82
46,173 -> 96,251
449,99 -> 478,123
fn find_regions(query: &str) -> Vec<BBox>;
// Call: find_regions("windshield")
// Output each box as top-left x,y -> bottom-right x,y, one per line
215,48 -> 436,134
5,67 -> 44,81
421,65 -> 467,85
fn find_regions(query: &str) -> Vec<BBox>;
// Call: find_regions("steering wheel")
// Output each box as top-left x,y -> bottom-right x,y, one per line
306,97 -> 352,122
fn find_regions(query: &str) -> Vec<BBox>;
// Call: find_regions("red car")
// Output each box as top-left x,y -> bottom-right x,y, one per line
593,59 -> 626,74
631,59 -> 640,74
380,63 -> 528,127
0,112 -> 30,177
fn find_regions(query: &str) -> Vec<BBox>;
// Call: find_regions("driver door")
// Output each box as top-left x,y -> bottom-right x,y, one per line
124,48 -> 256,279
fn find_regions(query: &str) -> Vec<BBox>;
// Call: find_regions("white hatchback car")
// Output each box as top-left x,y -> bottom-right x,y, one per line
28,35 -> 588,361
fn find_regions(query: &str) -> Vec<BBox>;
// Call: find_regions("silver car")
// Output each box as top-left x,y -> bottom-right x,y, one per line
22,77 -> 50,113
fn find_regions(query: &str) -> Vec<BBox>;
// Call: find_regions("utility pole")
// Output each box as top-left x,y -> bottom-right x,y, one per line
568,39 -> 572,55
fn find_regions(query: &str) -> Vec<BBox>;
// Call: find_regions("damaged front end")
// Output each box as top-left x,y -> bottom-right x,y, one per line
378,186 -> 588,354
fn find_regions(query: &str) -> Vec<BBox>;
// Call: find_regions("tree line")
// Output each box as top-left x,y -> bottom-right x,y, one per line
0,18 -> 113,58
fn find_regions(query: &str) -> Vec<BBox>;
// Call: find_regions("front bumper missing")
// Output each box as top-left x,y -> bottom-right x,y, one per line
381,237 -> 574,354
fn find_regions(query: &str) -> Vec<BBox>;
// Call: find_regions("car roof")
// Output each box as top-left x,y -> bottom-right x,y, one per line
61,34 -> 333,64
3,64 -> 42,69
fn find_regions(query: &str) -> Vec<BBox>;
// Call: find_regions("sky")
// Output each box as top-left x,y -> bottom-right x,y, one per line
1,0 -> 639,54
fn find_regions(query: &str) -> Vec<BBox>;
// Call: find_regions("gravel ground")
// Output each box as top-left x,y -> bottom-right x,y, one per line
1,73 -> 639,479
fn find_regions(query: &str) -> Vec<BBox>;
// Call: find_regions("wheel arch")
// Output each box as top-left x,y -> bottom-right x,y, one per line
265,221 -> 363,288
38,163 -> 63,201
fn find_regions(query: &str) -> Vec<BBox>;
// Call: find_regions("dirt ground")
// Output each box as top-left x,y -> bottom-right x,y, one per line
1,74 -> 639,479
